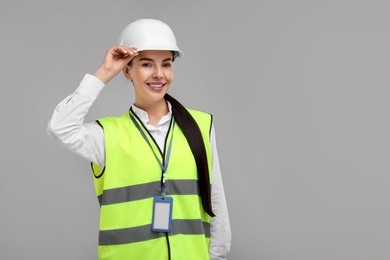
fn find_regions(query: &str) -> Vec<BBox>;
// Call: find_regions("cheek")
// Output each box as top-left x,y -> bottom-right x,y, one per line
166,71 -> 174,81
131,70 -> 148,81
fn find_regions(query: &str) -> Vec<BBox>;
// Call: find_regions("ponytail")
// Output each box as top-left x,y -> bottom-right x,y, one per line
164,94 -> 215,217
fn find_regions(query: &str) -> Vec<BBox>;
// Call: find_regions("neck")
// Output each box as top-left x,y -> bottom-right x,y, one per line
134,99 -> 169,126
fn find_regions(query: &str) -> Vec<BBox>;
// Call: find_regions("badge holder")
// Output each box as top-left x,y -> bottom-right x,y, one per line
152,196 -> 173,233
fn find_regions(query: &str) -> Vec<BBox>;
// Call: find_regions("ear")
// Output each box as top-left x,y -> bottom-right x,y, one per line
122,66 -> 132,80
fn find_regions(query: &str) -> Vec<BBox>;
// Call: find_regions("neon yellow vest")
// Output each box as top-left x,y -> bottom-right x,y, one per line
92,108 -> 213,260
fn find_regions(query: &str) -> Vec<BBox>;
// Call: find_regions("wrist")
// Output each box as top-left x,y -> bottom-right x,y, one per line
94,66 -> 116,85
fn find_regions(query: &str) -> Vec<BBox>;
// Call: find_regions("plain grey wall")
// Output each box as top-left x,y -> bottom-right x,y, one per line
1,0 -> 390,259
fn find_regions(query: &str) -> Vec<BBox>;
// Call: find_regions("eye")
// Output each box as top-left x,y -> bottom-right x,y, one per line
163,63 -> 172,68
142,63 -> 152,67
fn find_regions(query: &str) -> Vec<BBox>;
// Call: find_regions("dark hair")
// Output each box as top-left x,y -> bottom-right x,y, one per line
164,94 -> 215,217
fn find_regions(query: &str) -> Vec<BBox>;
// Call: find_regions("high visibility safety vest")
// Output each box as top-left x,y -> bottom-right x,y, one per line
91,108 -> 213,260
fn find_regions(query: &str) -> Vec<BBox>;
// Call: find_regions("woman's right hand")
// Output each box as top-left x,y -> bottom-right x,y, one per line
94,46 -> 138,84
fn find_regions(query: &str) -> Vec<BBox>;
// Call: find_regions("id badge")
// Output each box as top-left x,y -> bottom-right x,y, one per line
152,196 -> 173,232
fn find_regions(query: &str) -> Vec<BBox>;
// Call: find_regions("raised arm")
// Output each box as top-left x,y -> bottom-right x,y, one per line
47,46 -> 139,167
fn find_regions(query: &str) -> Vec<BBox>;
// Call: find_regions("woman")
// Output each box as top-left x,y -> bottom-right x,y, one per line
48,19 -> 231,260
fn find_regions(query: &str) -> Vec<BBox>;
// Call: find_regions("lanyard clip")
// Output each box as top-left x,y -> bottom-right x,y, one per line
161,182 -> 166,197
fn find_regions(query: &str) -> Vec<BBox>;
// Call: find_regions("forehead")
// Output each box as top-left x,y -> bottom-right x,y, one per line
136,50 -> 173,61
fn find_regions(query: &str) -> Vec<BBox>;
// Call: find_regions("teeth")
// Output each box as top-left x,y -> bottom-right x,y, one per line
149,84 -> 163,88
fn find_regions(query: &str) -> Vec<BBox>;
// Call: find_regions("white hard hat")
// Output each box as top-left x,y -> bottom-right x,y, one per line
118,19 -> 183,58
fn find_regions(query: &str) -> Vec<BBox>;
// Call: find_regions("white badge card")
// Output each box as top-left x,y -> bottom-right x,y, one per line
152,196 -> 173,232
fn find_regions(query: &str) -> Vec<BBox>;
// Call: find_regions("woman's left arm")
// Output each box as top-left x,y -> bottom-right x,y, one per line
209,124 -> 232,259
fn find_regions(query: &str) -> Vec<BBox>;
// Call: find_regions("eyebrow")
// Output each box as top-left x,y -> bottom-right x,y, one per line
139,57 -> 173,62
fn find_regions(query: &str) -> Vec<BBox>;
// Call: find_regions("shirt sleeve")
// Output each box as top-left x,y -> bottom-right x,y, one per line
209,124 -> 232,259
47,74 -> 106,167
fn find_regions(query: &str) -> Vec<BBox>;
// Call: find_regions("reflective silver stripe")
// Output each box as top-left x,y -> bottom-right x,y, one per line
99,219 -> 210,246
173,219 -> 211,238
98,179 -> 200,206
99,224 -> 164,246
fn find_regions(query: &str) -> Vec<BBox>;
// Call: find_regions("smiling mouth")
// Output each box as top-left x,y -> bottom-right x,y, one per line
147,83 -> 166,89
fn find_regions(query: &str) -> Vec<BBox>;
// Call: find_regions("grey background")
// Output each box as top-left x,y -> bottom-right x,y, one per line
1,0 -> 390,259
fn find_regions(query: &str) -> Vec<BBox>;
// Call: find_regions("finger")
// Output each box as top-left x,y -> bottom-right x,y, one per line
111,46 -> 127,55
110,46 -> 138,60
121,46 -> 138,55
124,49 -> 139,60
112,48 -> 130,59
120,49 -> 130,57
119,46 -> 137,51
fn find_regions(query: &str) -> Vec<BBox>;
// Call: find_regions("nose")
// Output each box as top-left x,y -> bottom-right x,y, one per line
153,66 -> 163,79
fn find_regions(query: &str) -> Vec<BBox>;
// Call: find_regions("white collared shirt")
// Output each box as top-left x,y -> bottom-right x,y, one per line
47,74 -> 231,259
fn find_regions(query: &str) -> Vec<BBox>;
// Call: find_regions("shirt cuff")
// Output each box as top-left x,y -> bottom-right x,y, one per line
76,74 -> 105,99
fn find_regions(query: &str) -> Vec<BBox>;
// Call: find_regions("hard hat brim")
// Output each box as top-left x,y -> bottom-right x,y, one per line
134,46 -> 183,58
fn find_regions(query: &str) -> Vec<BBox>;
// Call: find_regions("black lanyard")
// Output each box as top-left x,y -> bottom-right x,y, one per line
129,111 -> 175,196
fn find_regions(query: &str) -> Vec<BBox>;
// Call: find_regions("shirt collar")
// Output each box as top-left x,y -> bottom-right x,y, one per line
131,101 -> 172,127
